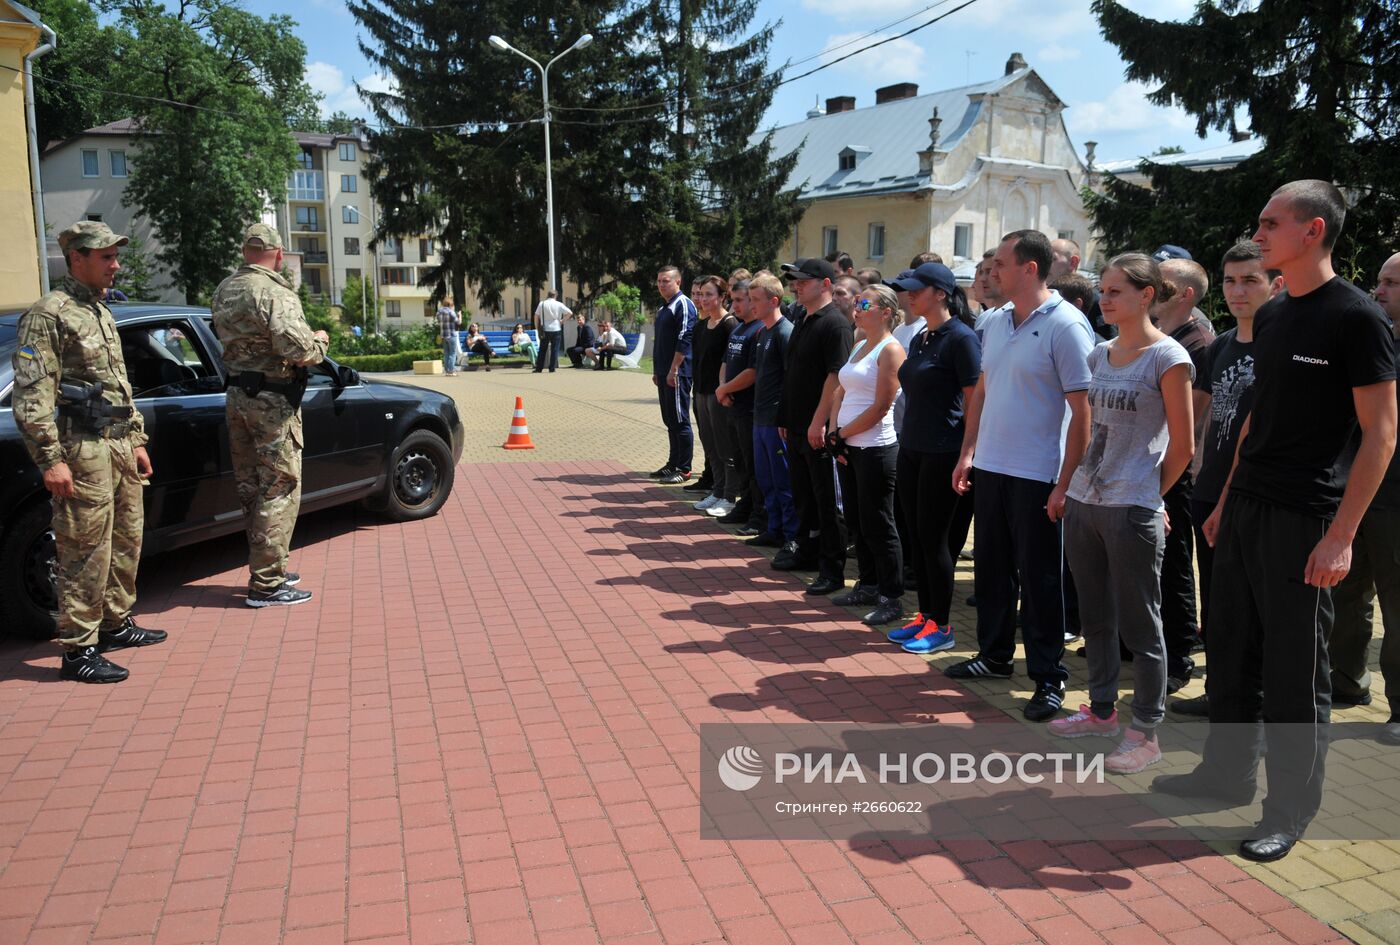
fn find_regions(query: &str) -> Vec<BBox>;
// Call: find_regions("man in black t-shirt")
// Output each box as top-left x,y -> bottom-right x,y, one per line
775,258 -> 855,591
1329,252 -> 1400,744
1153,182 -> 1398,863
715,277 -> 766,532
1172,241 -> 1281,717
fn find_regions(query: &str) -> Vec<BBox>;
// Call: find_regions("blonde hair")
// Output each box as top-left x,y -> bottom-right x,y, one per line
862,285 -> 900,330
748,273 -> 784,300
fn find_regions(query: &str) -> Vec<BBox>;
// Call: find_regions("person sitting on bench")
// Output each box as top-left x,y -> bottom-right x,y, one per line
464,323 -> 493,371
587,320 -> 628,370
510,323 -> 538,365
567,314 -> 596,369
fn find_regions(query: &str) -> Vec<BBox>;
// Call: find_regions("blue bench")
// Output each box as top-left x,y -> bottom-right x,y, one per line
457,329 -> 538,364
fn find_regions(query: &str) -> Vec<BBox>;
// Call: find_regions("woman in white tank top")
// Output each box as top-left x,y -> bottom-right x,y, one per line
826,285 -> 908,626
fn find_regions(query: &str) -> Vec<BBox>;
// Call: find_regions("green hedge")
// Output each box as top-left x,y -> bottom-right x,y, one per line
337,349 -> 442,372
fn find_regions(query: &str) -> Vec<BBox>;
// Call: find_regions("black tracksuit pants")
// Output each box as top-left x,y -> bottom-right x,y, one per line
1161,472 -> 1199,679
836,443 -> 903,599
787,434 -> 846,581
972,469 -> 1069,684
1201,492 -> 1332,835
897,447 -> 962,624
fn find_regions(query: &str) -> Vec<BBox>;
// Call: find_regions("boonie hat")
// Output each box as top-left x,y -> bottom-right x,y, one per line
242,222 -> 284,250
781,258 -> 839,281
57,220 -> 128,255
886,262 -> 957,296
1152,244 -> 1192,262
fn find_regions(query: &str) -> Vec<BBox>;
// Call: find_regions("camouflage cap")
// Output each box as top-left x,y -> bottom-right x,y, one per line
242,222 -> 283,250
57,220 -> 129,255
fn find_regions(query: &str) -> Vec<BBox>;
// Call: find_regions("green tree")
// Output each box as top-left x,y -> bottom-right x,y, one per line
113,235 -> 161,300
338,274 -> 379,329
27,0 -> 121,148
1088,0 -> 1400,280
108,0 -> 320,303
594,282 -> 642,330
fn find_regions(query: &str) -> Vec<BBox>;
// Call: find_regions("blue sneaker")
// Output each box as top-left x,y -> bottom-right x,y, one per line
887,613 -> 927,643
901,622 -> 955,654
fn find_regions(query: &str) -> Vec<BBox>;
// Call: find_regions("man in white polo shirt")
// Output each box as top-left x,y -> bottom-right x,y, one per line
532,290 -> 571,373
950,229 -> 1095,721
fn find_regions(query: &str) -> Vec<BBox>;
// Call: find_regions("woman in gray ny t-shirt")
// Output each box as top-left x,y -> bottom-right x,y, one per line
1050,254 -> 1196,775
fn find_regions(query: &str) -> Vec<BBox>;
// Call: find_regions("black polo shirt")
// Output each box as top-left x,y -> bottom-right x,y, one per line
781,301 -> 854,430
897,318 -> 982,454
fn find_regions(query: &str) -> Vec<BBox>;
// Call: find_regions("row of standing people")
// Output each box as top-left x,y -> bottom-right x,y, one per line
646,179 -> 1400,862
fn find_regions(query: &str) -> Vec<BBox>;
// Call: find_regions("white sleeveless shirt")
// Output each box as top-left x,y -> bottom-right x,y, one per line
837,335 -> 899,448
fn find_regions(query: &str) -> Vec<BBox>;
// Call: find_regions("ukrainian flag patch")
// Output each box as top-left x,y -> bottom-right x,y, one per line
17,345 -> 37,361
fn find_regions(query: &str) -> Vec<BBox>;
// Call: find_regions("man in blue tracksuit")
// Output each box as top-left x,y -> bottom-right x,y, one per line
650,266 -> 698,484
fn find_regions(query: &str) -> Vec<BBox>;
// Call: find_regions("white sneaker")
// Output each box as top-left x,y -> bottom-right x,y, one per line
693,494 -> 720,511
706,499 -> 735,517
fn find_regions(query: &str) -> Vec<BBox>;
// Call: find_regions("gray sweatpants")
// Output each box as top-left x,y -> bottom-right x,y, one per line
1064,498 -> 1168,728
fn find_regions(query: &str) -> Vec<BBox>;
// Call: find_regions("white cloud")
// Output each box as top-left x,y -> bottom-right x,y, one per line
1066,81 -> 1198,137
819,31 -> 925,84
304,61 -> 395,117
1036,43 -> 1080,63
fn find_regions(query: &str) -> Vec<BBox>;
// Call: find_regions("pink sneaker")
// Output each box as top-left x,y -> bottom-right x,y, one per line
1048,704 -> 1119,739
1105,729 -> 1162,775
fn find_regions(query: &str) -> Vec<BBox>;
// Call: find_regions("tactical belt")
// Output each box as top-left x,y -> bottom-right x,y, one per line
231,370 -> 308,409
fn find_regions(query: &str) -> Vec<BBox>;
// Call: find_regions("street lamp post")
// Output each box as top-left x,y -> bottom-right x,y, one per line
488,32 -> 593,298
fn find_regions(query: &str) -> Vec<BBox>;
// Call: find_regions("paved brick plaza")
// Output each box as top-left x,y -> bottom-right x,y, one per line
0,363 -> 1395,944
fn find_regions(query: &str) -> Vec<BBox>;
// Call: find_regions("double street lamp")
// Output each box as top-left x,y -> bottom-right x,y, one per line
488,32 -> 593,298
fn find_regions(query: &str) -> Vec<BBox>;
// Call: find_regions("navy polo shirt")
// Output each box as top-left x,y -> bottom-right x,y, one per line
897,318 -> 982,454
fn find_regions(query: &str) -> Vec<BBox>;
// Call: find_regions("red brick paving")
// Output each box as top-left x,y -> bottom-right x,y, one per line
0,459 -> 1348,944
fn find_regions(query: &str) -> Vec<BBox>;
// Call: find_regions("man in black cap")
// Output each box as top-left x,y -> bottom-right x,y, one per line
773,258 -> 855,590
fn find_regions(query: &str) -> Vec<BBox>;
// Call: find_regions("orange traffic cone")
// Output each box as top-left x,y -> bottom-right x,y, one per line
502,396 -> 536,450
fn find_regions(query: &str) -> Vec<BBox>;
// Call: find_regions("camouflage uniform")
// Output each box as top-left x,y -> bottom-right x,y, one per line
11,225 -> 147,650
211,224 -> 328,592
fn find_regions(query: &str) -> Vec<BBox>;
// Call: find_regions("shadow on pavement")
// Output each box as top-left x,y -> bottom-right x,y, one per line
709,668 -> 998,725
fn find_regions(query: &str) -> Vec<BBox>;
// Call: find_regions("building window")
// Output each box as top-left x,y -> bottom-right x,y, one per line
109,150 -> 128,178
385,300 -> 401,318
822,226 -> 838,258
338,142 -> 355,162
419,238 -> 434,259
1057,229 -> 1075,241
423,301 -> 436,319
345,268 -> 361,282
954,223 -> 973,260
86,214 -> 103,222
341,174 -> 357,193
514,298 -> 521,318
81,150 -> 99,177
839,153 -> 856,171
344,237 -> 360,256
296,148 -> 314,169
342,205 -> 359,225
294,206 -> 320,231
304,269 -> 322,295
868,223 -> 885,260
381,267 -> 412,285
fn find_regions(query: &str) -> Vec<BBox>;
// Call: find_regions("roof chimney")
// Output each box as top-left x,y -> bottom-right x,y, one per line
825,96 -> 855,114
1005,52 -> 1027,75
875,82 -> 919,104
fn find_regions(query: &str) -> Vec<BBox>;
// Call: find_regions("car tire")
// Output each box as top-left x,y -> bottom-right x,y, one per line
0,502 -> 59,640
374,429 -> 454,522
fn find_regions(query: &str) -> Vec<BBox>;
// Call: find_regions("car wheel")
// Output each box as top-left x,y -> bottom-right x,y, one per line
0,502 -> 59,640
376,429 -> 454,521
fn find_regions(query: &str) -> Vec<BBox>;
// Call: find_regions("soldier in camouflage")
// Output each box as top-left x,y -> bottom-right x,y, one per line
12,221 -> 168,683
211,223 -> 330,606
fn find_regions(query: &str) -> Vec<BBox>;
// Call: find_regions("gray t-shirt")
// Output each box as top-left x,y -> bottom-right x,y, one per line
1068,337 -> 1194,511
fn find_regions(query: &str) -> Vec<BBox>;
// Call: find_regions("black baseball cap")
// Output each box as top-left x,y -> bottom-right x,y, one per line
781,258 -> 839,281
887,262 -> 957,296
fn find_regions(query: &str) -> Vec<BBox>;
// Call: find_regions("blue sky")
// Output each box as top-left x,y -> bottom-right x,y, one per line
256,0 -> 1229,166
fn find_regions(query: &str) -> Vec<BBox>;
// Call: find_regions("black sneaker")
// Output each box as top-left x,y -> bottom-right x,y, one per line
285,572 -> 302,587
862,598 -> 904,626
735,525 -> 763,538
832,585 -> 880,607
97,616 -> 168,652
659,469 -> 692,485
649,465 -> 674,479
1334,691 -> 1373,708
944,656 -> 1014,679
1166,659 -> 1195,694
61,646 -> 129,683
747,531 -> 783,548
1024,681 -> 1066,722
1170,693 -> 1209,717
247,582 -> 313,608
717,503 -> 751,524
683,477 -> 712,494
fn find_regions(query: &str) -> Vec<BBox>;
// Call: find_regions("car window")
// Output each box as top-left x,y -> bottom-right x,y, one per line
121,320 -> 220,398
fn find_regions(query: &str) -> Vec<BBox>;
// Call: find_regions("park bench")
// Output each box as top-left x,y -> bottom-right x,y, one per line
456,329 -> 539,365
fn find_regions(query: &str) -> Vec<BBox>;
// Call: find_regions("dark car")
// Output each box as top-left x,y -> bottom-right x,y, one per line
0,304 -> 463,639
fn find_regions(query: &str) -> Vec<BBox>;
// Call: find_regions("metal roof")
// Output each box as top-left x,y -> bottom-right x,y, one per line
758,69 -> 1031,200
1098,137 -> 1264,175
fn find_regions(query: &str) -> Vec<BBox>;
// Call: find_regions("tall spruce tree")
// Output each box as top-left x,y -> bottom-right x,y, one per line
1087,0 -> 1399,282
613,0 -> 802,285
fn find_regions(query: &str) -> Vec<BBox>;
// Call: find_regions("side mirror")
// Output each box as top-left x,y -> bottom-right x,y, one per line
337,365 -> 360,387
